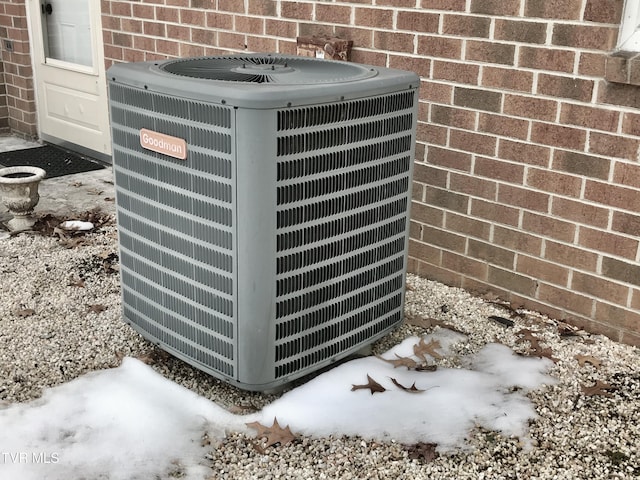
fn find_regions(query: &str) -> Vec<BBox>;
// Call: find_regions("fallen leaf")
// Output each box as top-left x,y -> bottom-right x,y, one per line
228,404 -> 259,414
104,197 -> 115,202
59,236 -> 86,249
14,308 -> 35,317
375,354 -> 419,370
70,181 -> 83,187
404,442 -> 438,463
391,378 -> 424,393
67,276 -> 85,288
415,364 -> 438,372
405,314 -> 446,330
351,374 -> 386,394
405,282 -> 415,291
516,329 -> 558,362
414,337 -> 443,360
86,188 -> 104,196
575,354 -> 601,368
246,417 -> 296,449
87,304 -> 107,314
581,380 -> 615,397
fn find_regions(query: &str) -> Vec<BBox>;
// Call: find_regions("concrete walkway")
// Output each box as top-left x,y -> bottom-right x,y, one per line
0,135 -> 115,224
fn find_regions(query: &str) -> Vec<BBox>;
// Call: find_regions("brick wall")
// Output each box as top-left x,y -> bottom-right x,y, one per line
0,0 -> 36,137
99,0 -> 640,345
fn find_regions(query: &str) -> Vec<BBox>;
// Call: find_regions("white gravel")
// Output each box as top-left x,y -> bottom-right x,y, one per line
1,215 -> 639,479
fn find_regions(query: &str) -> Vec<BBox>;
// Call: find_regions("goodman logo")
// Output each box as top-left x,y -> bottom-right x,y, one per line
140,128 -> 187,160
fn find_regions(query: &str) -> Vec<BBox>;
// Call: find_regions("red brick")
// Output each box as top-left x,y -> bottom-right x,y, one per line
450,130 -> 497,156
414,163 -> 447,187
396,10 -> 439,33
449,172 -> 497,200
333,26 -> 373,49
474,156 -> 525,184
552,150 -> 610,180
409,239 -> 442,267
218,31 -> 245,50
468,239 -> 515,269
552,23 -> 617,50
445,212 -> 492,239
525,0 -> 583,20
191,28 -> 216,45
235,15 -> 264,34
422,226 -> 467,252
499,139 -> 552,167
537,284 -> 594,317
430,105 -> 476,129
613,162 -> 640,189
421,0 -> 466,10
585,180 -> 640,211
560,103 -> 619,132
517,255 -> 569,286
425,186 -> 469,213
281,1 -> 313,20
466,40 -> 516,66
248,0 -> 276,16
499,186 -> 550,213
218,0 -> 244,13
526,168 -> 582,197
537,74 -> 594,102
584,0 -> 623,23
442,251 -> 488,280
421,81 -> 453,104
470,198 -> 520,226
590,132 -> 640,160
503,94 -> 557,122
454,87 -> 501,112
573,272 -> 629,306
111,1 -> 132,16
488,266 -> 537,297
544,240 -> 598,272
376,0 -> 416,6
443,14 -> 491,38
531,122 -> 586,150
206,12 -> 233,29
417,123 -> 447,146
522,212 -> 576,243
266,19 -> 296,38
374,30 -> 415,53
354,7 -> 394,29
180,44 -> 205,57
155,6 -> 178,22
482,66 -> 533,93
427,146 -> 472,172
622,112 -> 640,136
411,202 -> 445,227
132,4 -> 154,19
579,226 -> 638,260
551,197 -> 609,228
111,32 -> 132,47
143,21 -> 166,37
389,56 -> 431,77
494,19 -> 547,44
595,304 -> 640,341
578,52 -> 606,77
518,47 -> 575,73
167,24 -> 190,41
316,4 -> 352,24
598,81 -> 640,110
156,39 -> 180,56
417,35 -> 463,59
179,9 -> 205,25
247,35 -> 276,52
133,35 -> 154,51
478,113 -> 529,140
471,0 -> 520,16
493,226 -> 543,256
602,257 -> 640,287
612,211 -> 640,236
432,61 -> 479,85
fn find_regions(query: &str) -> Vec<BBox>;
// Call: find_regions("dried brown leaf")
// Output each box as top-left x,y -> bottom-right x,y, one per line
414,337 -> 443,360
14,308 -> 35,318
246,417 -> 296,449
375,354 -> 419,370
351,374 -> 386,394
405,442 -> 438,463
87,304 -> 107,314
67,276 -> 85,288
575,355 -> 601,368
390,378 -> 424,393
581,380 -> 615,397
405,314 -> 446,330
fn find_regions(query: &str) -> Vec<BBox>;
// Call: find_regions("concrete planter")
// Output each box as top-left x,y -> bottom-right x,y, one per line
0,166 -> 46,232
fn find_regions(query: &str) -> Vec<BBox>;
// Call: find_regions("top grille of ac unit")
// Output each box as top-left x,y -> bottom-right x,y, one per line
108,54 -> 419,390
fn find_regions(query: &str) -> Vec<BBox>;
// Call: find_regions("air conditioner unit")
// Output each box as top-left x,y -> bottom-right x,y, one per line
107,54 -> 419,391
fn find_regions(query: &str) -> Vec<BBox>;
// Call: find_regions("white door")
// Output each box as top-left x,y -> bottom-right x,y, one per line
27,0 -> 111,160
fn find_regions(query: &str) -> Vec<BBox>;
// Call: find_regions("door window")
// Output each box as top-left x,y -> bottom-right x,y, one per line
41,0 -> 93,67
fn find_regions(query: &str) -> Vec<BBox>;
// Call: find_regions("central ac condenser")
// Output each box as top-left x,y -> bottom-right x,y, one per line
108,54 -> 419,390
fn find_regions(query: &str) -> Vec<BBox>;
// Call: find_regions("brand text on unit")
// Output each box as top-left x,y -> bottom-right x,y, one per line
140,129 -> 187,160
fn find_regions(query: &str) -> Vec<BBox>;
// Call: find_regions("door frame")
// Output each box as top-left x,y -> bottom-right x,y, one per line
25,0 -> 111,163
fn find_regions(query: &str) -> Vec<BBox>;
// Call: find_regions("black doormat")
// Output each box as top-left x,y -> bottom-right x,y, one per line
0,145 -> 105,179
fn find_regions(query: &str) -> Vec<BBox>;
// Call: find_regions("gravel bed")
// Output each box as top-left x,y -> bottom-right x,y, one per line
1,217 -> 638,479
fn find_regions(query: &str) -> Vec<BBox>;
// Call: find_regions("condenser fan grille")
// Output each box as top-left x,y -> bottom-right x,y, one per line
160,55 -> 378,84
